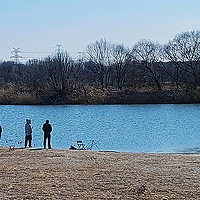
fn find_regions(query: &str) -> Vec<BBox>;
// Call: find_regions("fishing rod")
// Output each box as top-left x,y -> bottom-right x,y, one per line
84,139 -> 101,151
0,137 -> 37,148
93,140 -> 101,151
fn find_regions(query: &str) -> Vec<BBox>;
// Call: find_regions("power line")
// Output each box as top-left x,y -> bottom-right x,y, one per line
10,45 -> 86,63
21,51 -> 53,54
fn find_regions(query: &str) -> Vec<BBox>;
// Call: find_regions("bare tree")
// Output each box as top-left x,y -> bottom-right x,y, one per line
132,39 -> 163,90
165,31 -> 200,87
25,59 -> 45,89
72,53 -> 86,85
0,61 -> 29,85
0,61 -> 15,83
162,42 -> 186,89
26,52 -> 74,92
112,44 -> 132,90
43,52 -> 74,91
86,39 -> 113,90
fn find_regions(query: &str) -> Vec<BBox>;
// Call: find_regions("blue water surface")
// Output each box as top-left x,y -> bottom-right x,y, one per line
1,104 -> 200,153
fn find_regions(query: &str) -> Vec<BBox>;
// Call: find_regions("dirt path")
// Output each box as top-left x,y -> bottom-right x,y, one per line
0,147 -> 199,199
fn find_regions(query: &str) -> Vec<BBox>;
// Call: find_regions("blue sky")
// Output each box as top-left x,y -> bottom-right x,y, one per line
0,0 -> 200,61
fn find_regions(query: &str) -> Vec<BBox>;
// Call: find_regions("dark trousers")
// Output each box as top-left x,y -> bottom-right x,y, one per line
25,135 -> 32,147
44,133 -> 51,149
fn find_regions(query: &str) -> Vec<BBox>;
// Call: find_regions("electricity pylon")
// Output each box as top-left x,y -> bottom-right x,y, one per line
55,44 -> 62,56
77,51 -> 84,60
10,47 -> 22,63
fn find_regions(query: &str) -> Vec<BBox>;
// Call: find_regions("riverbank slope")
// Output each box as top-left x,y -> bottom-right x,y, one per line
0,147 -> 199,199
1,84 -> 200,104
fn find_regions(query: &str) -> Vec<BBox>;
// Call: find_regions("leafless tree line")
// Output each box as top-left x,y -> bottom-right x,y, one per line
1,30 -> 200,94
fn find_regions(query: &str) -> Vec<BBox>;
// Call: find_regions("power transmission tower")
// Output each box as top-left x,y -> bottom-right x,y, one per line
10,47 -> 22,63
55,44 -> 62,56
77,51 -> 82,59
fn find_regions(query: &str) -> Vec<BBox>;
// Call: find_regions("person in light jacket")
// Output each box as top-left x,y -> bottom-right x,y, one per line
43,120 -> 52,149
25,119 -> 33,148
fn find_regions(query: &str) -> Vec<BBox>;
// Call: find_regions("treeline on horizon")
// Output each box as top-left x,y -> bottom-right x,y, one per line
1,30 -> 200,104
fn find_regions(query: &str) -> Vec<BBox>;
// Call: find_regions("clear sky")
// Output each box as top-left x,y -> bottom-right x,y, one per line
0,0 -> 200,62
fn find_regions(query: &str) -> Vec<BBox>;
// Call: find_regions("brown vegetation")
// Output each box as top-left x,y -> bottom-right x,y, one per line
0,82 -> 200,105
0,84 -> 39,105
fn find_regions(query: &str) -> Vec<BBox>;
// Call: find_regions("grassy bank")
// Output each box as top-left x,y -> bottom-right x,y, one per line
1,84 -> 200,105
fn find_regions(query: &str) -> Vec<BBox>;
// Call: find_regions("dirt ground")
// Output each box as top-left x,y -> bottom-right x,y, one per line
0,147 -> 199,200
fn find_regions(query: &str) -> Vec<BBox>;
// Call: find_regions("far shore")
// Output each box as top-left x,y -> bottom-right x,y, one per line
0,146 -> 199,199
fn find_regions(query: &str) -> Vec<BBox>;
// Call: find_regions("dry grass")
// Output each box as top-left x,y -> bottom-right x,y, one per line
68,85 -> 112,104
0,147 -> 199,199
0,84 -> 39,104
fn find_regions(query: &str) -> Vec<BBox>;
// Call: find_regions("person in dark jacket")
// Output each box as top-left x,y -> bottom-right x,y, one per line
0,124 -> 2,138
42,120 -> 52,149
25,119 -> 33,148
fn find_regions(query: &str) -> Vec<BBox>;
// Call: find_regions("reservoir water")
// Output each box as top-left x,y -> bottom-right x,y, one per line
0,104 -> 200,153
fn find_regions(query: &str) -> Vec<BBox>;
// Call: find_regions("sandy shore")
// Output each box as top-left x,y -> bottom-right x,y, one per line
0,147 -> 199,200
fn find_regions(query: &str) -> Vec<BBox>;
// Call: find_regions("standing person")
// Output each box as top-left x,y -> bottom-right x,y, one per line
43,120 -> 52,149
0,124 -> 2,138
25,119 -> 33,148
